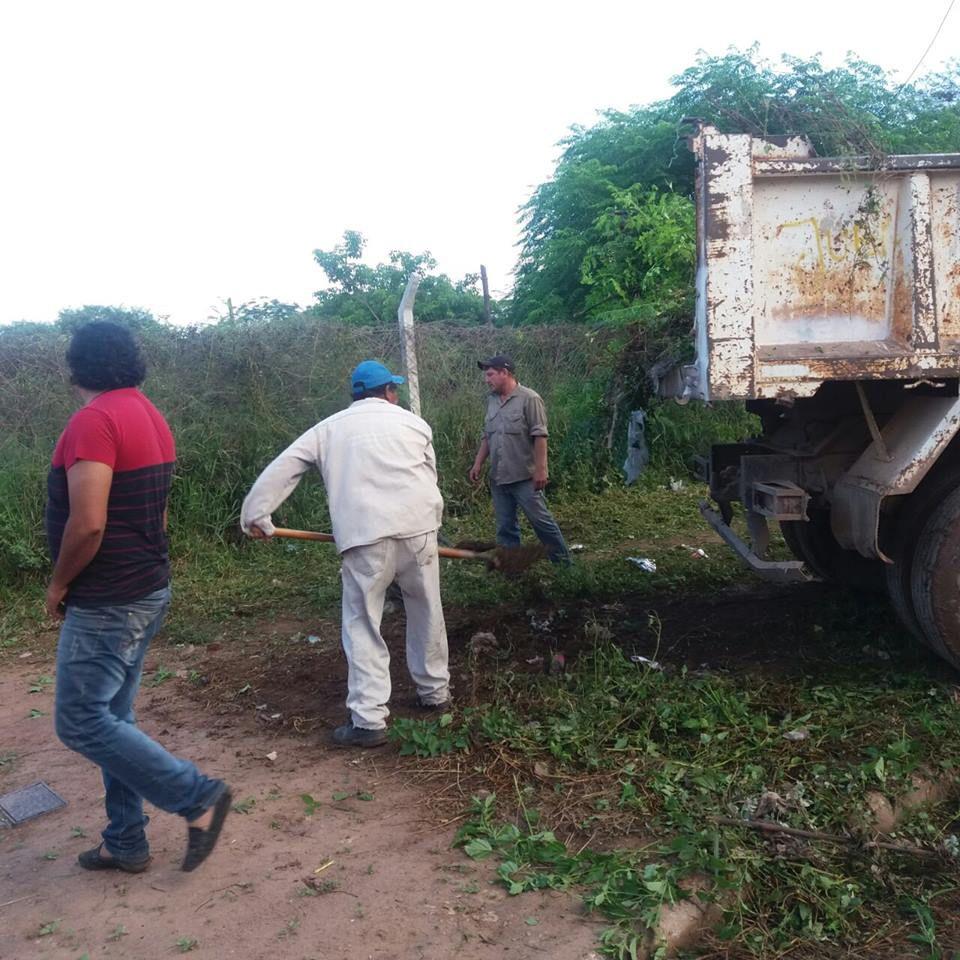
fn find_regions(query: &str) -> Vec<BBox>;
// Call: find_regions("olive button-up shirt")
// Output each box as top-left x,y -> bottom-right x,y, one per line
484,384 -> 549,485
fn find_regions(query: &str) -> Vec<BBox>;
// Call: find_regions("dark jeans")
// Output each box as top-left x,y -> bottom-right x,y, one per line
55,586 -> 222,860
491,479 -> 570,563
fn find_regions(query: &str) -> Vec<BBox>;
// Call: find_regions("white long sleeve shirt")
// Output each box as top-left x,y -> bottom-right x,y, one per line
240,398 -> 444,553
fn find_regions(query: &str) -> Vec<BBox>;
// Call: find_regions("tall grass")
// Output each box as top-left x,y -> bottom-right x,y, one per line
0,317 -> 756,582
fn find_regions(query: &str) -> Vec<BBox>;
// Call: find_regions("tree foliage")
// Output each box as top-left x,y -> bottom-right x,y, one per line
57,304 -> 161,332
310,230 -> 494,325
208,297 -> 301,326
512,50 -> 960,327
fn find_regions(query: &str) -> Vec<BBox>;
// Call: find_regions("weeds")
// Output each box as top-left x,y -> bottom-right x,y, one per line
389,713 -> 470,757
147,666 -> 174,687
301,877 -> 339,895
445,639 -> 960,956
330,789 -> 375,802
27,674 -> 52,694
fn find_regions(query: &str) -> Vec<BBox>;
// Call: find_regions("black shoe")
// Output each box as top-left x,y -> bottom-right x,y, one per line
330,723 -> 388,748
78,843 -> 151,874
182,783 -> 232,873
414,696 -> 452,712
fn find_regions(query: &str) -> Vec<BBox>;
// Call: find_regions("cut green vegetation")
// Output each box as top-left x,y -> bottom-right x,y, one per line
423,633 -> 960,958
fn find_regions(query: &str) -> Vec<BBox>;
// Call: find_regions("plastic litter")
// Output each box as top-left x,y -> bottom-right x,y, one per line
627,557 -> 657,573
680,544 -> 708,559
782,728 -> 810,742
569,543 -> 585,552
306,635 -> 322,645
527,611 -> 554,632
623,410 -> 650,484
630,654 -> 662,670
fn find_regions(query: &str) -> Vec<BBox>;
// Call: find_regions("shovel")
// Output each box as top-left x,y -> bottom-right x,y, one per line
270,527 -> 546,574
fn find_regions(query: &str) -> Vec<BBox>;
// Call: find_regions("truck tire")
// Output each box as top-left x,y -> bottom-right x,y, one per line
910,485 -> 960,669
780,510 -> 885,591
883,465 -> 960,643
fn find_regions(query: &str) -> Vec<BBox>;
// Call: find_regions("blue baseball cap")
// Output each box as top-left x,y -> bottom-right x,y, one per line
350,360 -> 405,397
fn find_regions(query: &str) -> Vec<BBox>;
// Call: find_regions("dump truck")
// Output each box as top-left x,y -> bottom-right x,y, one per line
664,122 -> 960,669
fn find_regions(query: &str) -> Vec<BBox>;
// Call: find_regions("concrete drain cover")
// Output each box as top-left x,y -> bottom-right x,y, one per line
0,782 -> 66,825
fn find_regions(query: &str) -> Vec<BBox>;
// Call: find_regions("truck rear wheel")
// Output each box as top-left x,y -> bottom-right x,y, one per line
780,509 -> 885,591
883,465 -> 960,643
910,486 -> 960,669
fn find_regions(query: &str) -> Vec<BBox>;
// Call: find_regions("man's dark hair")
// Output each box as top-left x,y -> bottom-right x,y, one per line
66,321 -> 147,390
353,383 -> 395,401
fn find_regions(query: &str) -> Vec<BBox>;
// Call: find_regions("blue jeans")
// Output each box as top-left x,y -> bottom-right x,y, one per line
490,479 -> 570,563
55,586 -> 222,860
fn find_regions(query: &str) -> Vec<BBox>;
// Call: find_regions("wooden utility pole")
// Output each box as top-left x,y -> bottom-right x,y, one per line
480,265 -> 492,326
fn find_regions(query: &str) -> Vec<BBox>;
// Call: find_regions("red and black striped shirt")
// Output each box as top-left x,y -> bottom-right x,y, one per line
46,388 -> 175,607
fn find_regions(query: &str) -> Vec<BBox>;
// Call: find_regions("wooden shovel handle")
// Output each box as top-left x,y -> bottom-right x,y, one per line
272,527 -> 336,544
270,527 -> 488,562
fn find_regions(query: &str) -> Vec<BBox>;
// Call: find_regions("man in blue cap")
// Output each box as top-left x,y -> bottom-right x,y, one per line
240,360 -> 451,747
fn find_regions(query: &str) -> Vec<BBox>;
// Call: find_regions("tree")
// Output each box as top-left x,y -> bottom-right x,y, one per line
57,305 -> 162,332
512,50 -> 960,327
208,297 -> 301,326
311,230 -> 494,324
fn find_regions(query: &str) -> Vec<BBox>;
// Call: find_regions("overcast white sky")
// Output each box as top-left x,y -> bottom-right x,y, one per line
0,0 -> 956,326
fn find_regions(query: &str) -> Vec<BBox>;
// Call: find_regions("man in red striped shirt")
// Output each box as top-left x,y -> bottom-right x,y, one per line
47,321 -> 231,874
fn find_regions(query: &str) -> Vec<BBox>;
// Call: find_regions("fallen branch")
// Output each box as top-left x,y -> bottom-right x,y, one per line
194,882 -> 247,911
713,816 -> 944,860
0,896 -> 31,909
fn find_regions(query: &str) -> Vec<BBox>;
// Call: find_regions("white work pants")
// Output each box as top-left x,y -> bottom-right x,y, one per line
340,531 -> 450,729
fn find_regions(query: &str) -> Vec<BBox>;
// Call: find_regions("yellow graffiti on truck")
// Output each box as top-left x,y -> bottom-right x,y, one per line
776,214 -> 891,270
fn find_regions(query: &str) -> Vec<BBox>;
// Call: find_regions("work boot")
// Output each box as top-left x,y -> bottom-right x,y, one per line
330,723 -> 388,748
414,695 -> 452,712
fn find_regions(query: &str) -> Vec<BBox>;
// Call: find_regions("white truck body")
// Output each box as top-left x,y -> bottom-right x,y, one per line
682,125 -> 960,402
678,125 -> 960,668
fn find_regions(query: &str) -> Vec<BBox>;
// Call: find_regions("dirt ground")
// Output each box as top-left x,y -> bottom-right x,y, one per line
0,649 -> 606,960
0,582 -> 950,960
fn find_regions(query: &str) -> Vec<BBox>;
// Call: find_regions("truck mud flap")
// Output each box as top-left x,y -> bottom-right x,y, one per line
700,502 -> 809,584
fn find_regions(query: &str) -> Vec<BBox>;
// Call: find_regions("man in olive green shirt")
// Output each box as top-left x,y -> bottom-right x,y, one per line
468,355 -> 570,563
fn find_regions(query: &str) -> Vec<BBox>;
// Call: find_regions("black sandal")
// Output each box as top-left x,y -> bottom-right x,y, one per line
78,843 -> 151,874
182,784 -> 232,872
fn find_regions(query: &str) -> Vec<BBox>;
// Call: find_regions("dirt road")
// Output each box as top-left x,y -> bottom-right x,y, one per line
0,656 -> 601,960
